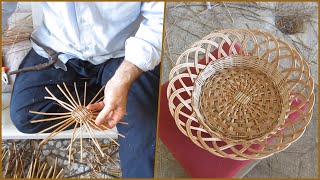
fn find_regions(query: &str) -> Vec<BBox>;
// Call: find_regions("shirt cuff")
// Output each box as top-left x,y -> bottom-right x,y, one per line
124,37 -> 160,72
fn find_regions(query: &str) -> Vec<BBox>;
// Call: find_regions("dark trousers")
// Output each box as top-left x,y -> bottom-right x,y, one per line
10,49 -> 159,178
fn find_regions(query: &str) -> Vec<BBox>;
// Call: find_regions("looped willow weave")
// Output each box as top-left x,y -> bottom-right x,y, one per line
167,29 -> 315,160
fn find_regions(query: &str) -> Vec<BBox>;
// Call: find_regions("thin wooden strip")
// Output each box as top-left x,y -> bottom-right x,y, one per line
14,155 -> 19,178
45,86 -> 58,99
45,166 -> 53,178
99,123 -> 125,138
88,85 -> 106,105
29,111 -> 71,116
63,82 -> 80,107
96,123 -> 125,138
39,118 -> 75,146
66,125 -> 85,150
35,161 -> 43,178
55,169 -> 64,178
3,30 -> 32,35
44,86 -> 75,111
94,96 -> 104,104
3,33 -> 32,38
86,115 -> 125,137
27,160 -> 33,178
68,121 -> 79,163
57,84 -> 78,108
74,82 -> 82,106
82,121 -> 104,156
18,160 -> 24,178
37,162 -> 46,178
118,121 -> 129,125
36,117 -> 72,134
4,30 -> 33,34
84,120 -> 107,153
40,118 -> 74,142
3,149 -> 10,177
87,120 -> 121,145
3,38 -> 30,44
44,96 -> 75,111
52,157 -> 57,178
31,157 -> 37,178
83,82 -> 87,106
1,149 -> 8,161
31,115 -> 71,123
44,97 -> 74,111
80,120 -> 83,162
3,38 -> 30,43
3,34 -> 30,39
2,35 -> 30,39
39,163 -> 47,178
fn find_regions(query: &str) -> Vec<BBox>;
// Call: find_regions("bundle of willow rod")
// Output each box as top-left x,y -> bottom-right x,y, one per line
25,156 -> 63,178
29,82 -> 127,163
2,14 -> 33,47
2,145 -> 63,178
81,142 -> 121,178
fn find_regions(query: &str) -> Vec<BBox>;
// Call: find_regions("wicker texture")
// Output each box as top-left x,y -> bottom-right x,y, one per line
29,82 -> 127,163
167,29 -> 315,160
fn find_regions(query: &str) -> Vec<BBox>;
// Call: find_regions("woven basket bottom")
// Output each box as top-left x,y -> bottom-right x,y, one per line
192,56 -> 290,142
200,67 -> 284,141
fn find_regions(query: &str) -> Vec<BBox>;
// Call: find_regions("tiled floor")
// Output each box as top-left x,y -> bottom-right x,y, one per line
156,2 -> 318,178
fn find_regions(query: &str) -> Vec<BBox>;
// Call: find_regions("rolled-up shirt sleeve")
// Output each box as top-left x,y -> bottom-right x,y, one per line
124,2 -> 164,72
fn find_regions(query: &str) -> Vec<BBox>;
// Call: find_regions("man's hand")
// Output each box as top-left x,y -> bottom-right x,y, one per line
87,60 -> 143,128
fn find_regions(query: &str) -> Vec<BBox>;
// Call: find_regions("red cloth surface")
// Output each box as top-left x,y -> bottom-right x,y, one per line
158,44 -> 303,177
159,81 -> 252,178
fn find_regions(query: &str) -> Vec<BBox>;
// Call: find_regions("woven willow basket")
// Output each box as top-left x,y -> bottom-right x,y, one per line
167,29 -> 315,160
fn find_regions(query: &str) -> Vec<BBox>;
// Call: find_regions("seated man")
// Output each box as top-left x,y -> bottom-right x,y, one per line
2,2 -> 164,178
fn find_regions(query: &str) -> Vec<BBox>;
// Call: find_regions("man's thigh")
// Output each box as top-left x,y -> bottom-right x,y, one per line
86,57 -> 160,177
120,65 -> 160,177
10,49 -> 91,133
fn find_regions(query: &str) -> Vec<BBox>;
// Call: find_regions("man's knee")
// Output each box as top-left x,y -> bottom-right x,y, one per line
10,104 -> 40,134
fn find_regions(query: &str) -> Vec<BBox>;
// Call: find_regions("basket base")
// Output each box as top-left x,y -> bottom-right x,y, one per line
192,56 -> 290,142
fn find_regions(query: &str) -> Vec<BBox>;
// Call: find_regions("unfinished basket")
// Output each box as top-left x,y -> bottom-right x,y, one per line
29,82 -> 127,163
167,29 -> 315,160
